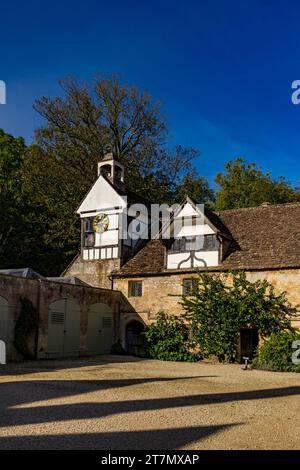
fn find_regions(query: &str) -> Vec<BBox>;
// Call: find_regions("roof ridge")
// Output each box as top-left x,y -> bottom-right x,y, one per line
214,201 -> 300,215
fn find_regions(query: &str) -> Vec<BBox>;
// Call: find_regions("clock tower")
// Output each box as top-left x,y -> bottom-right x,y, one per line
64,150 -> 148,288
77,151 -> 126,263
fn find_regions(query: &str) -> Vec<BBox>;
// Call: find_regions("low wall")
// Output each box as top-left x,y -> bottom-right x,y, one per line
0,274 -> 121,360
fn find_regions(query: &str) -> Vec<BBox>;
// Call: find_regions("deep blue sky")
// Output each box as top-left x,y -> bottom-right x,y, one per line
1,0 -> 300,186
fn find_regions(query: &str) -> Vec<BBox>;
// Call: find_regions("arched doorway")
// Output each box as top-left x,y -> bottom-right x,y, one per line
48,298 -> 80,357
125,320 -> 146,356
0,296 -> 9,348
87,303 -> 113,355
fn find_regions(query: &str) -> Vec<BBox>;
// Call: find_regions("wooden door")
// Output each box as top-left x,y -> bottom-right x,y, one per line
87,303 -> 113,355
240,329 -> 259,360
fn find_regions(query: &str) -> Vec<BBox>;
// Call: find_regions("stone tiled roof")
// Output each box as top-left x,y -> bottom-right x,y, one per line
47,276 -> 91,286
115,202 -> 300,276
0,268 -> 45,279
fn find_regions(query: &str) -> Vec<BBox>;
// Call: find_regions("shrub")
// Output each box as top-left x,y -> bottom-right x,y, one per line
14,297 -> 39,359
145,312 -> 198,362
111,339 -> 127,355
252,331 -> 300,372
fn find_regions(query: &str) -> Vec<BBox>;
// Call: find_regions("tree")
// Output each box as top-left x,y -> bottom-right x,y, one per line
0,129 -> 29,269
176,170 -> 215,206
20,145 -> 81,275
33,76 -> 200,203
18,76 -> 210,274
214,158 -> 300,210
181,271 -> 296,362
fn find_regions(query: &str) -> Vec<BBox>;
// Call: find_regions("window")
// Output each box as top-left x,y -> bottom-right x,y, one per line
83,217 -> 95,247
182,278 -> 198,296
169,234 -> 219,253
83,218 -> 93,233
128,281 -> 143,297
83,232 -> 95,247
204,234 -> 219,250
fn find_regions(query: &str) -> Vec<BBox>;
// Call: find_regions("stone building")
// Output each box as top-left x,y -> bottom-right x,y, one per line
65,152 -> 300,358
0,270 -> 121,360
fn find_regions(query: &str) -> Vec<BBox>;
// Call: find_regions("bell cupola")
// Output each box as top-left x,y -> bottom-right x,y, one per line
98,149 -> 124,185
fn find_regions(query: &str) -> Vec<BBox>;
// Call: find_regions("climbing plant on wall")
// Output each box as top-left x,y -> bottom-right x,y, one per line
181,271 -> 297,362
14,297 -> 39,359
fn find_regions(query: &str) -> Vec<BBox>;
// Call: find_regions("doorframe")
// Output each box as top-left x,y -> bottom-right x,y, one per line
238,327 -> 259,363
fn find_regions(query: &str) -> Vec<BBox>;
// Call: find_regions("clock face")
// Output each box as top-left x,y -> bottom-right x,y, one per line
93,213 -> 109,233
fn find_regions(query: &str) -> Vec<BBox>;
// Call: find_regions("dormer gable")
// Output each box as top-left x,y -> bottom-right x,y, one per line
162,197 -> 223,269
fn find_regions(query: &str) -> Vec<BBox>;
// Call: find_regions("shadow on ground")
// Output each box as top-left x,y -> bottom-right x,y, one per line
0,375 -> 299,449
0,358 -> 299,450
0,424 -> 237,450
0,355 -> 147,376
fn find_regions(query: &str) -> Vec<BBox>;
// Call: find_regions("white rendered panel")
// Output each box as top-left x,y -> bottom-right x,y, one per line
167,253 -> 192,269
175,223 -> 215,238
167,250 -> 219,269
176,202 -> 199,218
112,247 -> 118,258
194,251 -> 219,267
77,175 -> 126,214
95,230 -> 119,247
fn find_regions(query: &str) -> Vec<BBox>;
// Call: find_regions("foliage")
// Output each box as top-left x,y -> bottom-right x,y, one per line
14,297 -> 39,359
110,339 -> 127,355
181,271 -> 296,362
145,312 -> 198,362
20,144 -> 83,275
2,82 -> 300,277
11,75 -> 212,275
252,331 -> 300,372
215,158 -> 300,210
0,129 -> 29,269
176,170 -> 215,206
33,76 -> 203,205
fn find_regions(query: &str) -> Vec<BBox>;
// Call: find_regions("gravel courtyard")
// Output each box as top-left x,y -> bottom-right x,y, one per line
0,355 -> 299,450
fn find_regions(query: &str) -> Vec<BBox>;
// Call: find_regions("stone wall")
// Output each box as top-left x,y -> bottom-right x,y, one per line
65,254 -> 121,289
0,274 -> 121,360
113,269 -> 300,330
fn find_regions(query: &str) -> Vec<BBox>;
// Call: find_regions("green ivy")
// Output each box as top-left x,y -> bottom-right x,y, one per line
181,271 -> 296,363
145,312 -> 199,362
252,331 -> 300,372
14,297 -> 39,359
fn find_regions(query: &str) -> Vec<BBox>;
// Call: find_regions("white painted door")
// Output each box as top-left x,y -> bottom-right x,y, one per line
64,299 -> 81,356
87,303 -> 113,354
48,299 -> 80,357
